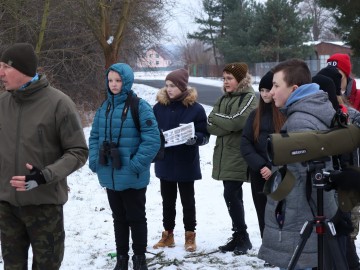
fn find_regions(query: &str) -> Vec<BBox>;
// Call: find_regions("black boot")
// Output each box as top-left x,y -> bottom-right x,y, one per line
114,254 -> 129,270
233,232 -> 252,255
218,232 -> 238,252
132,254 -> 148,270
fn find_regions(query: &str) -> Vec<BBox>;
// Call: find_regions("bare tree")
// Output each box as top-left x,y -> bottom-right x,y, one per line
0,0 -> 171,114
298,0 -> 338,40
67,0 -> 170,69
181,40 -> 214,66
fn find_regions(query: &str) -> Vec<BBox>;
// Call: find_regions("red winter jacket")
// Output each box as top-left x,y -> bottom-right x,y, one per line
347,78 -> 360,111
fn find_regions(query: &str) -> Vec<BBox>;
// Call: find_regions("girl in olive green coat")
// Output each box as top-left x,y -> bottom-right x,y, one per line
207,62 -> 257,255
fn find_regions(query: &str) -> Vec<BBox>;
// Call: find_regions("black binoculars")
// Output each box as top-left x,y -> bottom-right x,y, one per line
99,141 -> 121,169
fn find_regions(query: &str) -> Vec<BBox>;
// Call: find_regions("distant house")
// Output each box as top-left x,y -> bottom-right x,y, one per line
137,46 -> 173,69
305,41 -> 352,69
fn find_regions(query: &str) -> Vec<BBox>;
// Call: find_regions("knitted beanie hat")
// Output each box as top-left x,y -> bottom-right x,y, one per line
317,65 -> 342,96
312,74 -> 339,110
165,68 -> 189,92
259,70 -> 273,91
223,62 -> 248,83
1,43 -> 38,77
327,53 -> 351,78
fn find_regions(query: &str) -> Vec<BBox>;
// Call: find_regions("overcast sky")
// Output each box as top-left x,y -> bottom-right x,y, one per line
163,0 -> 203,43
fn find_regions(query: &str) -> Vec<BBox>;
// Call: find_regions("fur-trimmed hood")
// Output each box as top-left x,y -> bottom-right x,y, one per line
222,73 -> 252,93
156,86 -> 198,107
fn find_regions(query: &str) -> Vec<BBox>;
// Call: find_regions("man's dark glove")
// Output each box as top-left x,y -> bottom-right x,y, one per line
324,170 -> 341,191
329,167 -> 360,191
185,136 -> 197,145
25,166 -> 46,191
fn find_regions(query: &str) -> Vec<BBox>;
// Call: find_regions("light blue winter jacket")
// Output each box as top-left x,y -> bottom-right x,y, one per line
258,83 -> 338,269
88,63 -> 160,190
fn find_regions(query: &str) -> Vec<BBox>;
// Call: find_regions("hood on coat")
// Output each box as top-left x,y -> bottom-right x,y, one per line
156,86 -> 198,107
285,83 -> 320,108
281,83 -> 335,128
105,63 -> 134,96
222,73 -> 252,93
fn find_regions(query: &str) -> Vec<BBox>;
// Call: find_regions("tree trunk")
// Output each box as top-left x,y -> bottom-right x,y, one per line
35,0 -> 51,56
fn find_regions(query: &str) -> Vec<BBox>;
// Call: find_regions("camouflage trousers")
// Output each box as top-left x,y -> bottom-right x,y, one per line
0,202 -> 65,270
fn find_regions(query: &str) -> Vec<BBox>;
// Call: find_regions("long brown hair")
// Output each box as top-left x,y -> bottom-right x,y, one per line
252,97 -> 286,142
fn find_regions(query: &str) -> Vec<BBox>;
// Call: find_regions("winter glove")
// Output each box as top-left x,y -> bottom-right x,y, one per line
185,136 -> 197,145
336,105 -> 349,127
328,167 -> 360,191
25,166 -> 46,190
324,170 -> 340,191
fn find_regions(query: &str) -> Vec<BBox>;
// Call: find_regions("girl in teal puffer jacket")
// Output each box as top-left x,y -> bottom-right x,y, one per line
89,63 -> 160,270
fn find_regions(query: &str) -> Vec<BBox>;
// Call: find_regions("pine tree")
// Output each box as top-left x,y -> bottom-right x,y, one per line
188,0 -> 238,66
216,0 -> 256,63
217,0 -> 311,63
318,0 -> 360,56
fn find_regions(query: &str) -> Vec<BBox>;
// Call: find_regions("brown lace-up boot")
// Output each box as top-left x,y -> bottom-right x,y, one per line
153,231 -> 175,249
184,231 -> 196,252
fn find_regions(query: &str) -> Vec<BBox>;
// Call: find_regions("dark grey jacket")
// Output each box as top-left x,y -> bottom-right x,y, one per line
258,84 -> 338,269
0,75 -> 88,206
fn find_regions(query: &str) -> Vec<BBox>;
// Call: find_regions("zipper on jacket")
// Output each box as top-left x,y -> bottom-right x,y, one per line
217,136 -> 224,179
278,230 -> 282,242
104,102 -> 111,143
109,96 -> 115,142
14,104 -> 24,206
275,200 -> 285,243
216,97 -> 231,180
38,128 -> 46,166
112,168 -> 115,190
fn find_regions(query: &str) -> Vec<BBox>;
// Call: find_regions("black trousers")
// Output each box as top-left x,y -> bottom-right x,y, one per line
107,188 -> 147,255
160,180 -> 196,232
223,180 -> 247,233
249,170 -> 267,238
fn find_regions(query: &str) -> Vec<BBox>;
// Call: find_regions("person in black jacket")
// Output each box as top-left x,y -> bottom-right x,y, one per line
313,68 -> 360,270
241,71 -> 285,239
152,69 -> 209,252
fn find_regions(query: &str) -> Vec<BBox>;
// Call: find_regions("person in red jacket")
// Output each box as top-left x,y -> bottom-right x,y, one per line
327,53 -> 360,111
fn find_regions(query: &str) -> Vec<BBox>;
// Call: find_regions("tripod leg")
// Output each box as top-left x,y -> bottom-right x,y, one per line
288,220 -> 315,270
323,221 -> 349,270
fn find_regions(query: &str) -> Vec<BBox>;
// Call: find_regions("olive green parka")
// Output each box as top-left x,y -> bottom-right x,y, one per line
0,75 -> 88,206
207,74 -> 257,181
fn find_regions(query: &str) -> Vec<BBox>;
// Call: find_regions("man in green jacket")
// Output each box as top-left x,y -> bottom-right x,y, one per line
0,43 -> 88,269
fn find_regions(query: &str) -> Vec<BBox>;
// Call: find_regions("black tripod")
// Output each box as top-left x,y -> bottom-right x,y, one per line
287,160 -> 348,270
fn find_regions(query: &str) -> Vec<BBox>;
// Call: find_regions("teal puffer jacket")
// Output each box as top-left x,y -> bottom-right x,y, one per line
88,63 -> 160,191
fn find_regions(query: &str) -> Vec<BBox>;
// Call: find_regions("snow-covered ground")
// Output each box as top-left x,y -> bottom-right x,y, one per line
60,76 -> 268,270
1,73 -> 359,269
